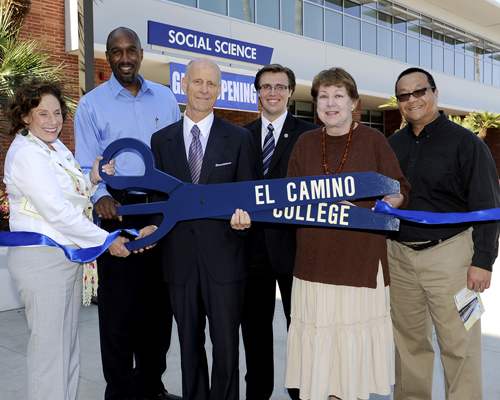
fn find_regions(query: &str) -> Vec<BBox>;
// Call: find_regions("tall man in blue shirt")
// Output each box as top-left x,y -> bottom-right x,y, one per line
75,27 -> 181,400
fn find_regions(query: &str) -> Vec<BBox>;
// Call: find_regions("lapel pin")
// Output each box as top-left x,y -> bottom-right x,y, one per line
284,133 -> 289,138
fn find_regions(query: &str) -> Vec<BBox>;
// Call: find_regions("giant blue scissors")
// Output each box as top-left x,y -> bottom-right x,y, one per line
100,138 -> 401,251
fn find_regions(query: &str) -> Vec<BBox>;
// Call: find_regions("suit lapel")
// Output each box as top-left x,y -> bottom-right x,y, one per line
268,113 -> 297,177
166,120 -> 192,183
199,117 -> 228,184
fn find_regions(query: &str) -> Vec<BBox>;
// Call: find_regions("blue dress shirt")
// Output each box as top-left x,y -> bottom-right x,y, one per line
74,73 -> 181,202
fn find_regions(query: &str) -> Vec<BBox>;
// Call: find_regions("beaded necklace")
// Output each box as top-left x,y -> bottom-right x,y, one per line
322,120 -> 356,175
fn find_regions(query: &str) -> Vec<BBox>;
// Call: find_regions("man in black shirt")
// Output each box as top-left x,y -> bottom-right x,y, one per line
387,67 -> 500,400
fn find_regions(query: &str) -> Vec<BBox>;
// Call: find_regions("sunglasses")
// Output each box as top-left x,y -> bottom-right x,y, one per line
396,86 -> 435,102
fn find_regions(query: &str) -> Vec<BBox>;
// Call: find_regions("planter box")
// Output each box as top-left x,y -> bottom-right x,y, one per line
0,247 -> 24,311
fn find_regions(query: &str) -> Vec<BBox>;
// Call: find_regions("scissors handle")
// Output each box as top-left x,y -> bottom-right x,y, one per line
99,138 -> 183,194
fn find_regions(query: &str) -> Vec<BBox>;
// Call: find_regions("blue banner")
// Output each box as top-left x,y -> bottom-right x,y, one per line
148,21 -> 273,66
170,62 -> 258,112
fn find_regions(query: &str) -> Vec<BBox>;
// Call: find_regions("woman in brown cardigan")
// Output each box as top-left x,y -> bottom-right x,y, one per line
284,68 -> 410,400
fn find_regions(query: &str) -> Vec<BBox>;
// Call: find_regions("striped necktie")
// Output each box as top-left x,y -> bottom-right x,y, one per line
188,124 -> 203,184
262,123 -> 275,178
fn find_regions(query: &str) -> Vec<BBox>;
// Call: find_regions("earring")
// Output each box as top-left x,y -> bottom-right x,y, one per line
21,126 -> 28,136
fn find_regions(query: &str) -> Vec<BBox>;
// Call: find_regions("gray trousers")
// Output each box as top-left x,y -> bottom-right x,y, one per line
8,246 -> 82,400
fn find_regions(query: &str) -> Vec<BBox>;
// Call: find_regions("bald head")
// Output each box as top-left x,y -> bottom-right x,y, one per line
106,27 -> 141,53
185,58 -> 221,85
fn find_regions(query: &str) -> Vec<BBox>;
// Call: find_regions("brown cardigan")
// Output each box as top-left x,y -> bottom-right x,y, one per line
287,124 -> 410,288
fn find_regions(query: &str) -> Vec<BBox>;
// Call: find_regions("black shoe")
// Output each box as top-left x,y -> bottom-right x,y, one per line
137,390 -> 182,400
288,388 -> 301,400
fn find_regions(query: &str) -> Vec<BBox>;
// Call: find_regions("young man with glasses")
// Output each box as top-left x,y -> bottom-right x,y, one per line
387,67 -> 500,400
242,64 -> 318,400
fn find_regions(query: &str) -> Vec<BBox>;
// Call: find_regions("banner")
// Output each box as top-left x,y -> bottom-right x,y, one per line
170,62 -> 258,112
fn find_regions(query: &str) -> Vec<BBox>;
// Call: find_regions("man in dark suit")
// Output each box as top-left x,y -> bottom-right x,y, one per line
241,64 -> 318,400
148,58 -> 256,400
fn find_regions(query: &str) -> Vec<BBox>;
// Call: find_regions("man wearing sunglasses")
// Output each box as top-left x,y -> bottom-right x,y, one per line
387,67 -> 500,400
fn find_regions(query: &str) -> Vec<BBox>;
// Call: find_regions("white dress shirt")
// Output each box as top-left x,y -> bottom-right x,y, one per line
183,112 -> 214,159
260,111 -> 288,149
4,133 -> 109,248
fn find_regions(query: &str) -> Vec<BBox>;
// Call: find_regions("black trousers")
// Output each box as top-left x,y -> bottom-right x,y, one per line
167,246 -> 245,400
241,232 -> 298,400
98,213 -> 173,400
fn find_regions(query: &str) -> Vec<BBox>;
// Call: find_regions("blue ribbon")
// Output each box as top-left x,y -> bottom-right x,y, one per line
0,229 -> 139,263
374,200 -> 500,224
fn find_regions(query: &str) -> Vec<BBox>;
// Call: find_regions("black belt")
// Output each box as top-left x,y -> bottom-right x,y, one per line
398,236 -> 453,251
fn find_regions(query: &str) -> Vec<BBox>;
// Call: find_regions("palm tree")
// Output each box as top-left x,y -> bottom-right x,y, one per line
448,114 -> 476,132
379,95 -> 407,130
464,110 -> 500,140
0,0 -> 73,132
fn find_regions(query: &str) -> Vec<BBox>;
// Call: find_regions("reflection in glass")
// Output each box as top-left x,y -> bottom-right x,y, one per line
345,16 -> 361,50
465,56 -> 475,80
444,36 -> 454,49
432,45 -> 443,72
230,0 -> 254,22
408,36 -> 419,66
361,109 -> 370,122
371,110 -> 383,124
494,65 -> 500,87
362,22 -> 377,55
378,27 -> 392,59
408,23 -> 419,37
200,0 -> 227,15
344,0 -> 360,17
394,32 -> 406,62
432,32 -> 444,44
378,12 -> 392,28
421,40 -> 432,68
362,7 -> 377,23
394,17 -> 406,33
455,53 -> 465,78
325,10 -> 343,46
304,3 -> 324,41
257,0 -> 279,29
325,0 -> 342,12
421,27 -> 432,42
444,49 -> 454,75
476,59 -> 484,82
484,61 -> 492,85
282,0 -> 303,35
170,0 -> 196,6
455,40 -> 465,53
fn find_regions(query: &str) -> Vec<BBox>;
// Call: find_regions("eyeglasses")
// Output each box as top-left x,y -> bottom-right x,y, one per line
396,86 -> 435,102
258,84 -> 290,93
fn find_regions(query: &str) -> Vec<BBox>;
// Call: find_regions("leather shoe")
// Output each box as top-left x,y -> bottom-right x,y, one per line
137,390 -> 182,400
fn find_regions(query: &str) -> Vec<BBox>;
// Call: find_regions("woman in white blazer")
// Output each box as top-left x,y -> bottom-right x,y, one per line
4,79 -> 130,400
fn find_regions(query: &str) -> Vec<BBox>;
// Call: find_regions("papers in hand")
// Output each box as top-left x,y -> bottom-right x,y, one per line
454,286 -> 485,331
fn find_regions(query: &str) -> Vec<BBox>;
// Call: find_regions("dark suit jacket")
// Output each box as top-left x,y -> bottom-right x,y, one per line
151,116 -> 256,285
244,113 -> 318,274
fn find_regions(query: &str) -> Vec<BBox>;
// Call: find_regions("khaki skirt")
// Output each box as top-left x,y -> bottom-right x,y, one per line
284,264 -> 394,400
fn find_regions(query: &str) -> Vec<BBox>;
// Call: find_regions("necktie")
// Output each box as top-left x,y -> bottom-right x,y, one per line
188,124 -> 203,184
262,123 -> 275,178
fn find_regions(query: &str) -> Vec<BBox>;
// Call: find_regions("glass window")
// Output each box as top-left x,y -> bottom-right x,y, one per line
169,0 -> 196,6
432,45 -> 443,72
325,0 -> 342,12
362,6 -> 377,23
408,36 -> 419,66
465,56 -> 475,80
421,27 -> 432,42
394,17 -> 406,33
477,59 -> 484,82
378,27 -> 392,59
455,52 -> 465,78
307,0 -> 324,4
455,40 -> 465,52
465,44 -> 476,56
493,53 -> 500,65
444,48 -> 454,75
344,0 -> 360,18
345,16 -> 361,50
362,22 -> 377,55
361,109 -> 370,123
494,65 -> 500,87
408,23 -> 419,37
378,12 -> 392,28
432,32 -> 444,45
325,10 -> 343,46
444,36 -> 454,49
377,0 -> 392,8
304,3 -> 324,41
256,0 -> 279,29
200,0 -> 227,15
394,32 -> 406,62
229,0 -> 254,22
421,40 -> 432,68
484,61 -> 492,85
371,110 -> 383,124
282,0 -> 303,35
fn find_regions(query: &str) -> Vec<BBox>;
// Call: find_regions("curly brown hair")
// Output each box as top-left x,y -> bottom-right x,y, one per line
311,67 -> 359,103
6,79 -> 68,136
